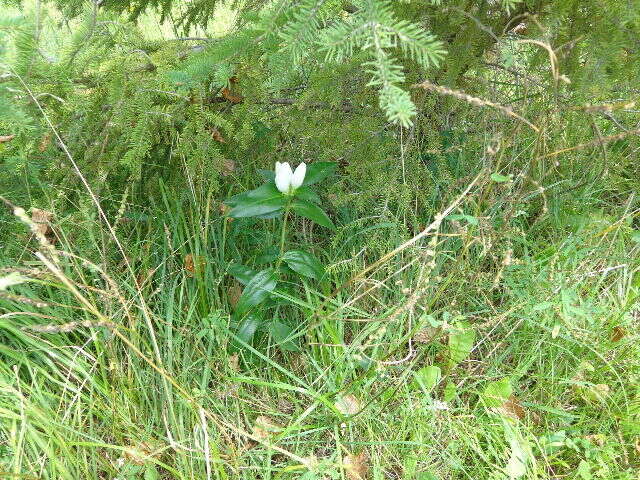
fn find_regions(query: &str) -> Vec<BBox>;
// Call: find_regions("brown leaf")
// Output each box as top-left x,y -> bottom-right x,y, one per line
335,394 -> 361,415
228,282 -> 242,308
611,326 -> 626,342
252,415 -> 282,441
221,159 -> 235,176
635,437 -> 640,455
228,353 -> 240,372
221,87 -> 243,104
39,133 -> 52,152
344,451 -> 369,480
0,134 -> 16,143
30,208 -> 56,243
499,395 -> 526,420
184,254 -> 206,276
210,127 -> 226,143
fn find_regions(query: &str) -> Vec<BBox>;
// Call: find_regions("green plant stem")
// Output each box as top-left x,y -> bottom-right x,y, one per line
277,207 -> 290,267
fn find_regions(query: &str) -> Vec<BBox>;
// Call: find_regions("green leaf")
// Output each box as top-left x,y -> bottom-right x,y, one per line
228,263 -> 258,285
291,199 -> 335,230
257,169 -> 275,181
491,172 -> 512,183
448,214 -> 478,226
302,162 -> 337,186
268,321 -> 300,351
281,250 -> 325,280
448,321 -> 475,367
414,365 -> 441,392
235,269 -> 278,315
443,381 -> 457,401
226,183 -> 288,218
237,314 -> 262,344
481,378 -> 512,407
294,186 -> 321,203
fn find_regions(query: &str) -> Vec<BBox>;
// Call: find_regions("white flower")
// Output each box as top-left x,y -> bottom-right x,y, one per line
274,161 -> 306,194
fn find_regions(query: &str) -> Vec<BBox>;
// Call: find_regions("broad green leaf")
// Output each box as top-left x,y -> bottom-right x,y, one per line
257,169 -> 275,181
236,314 -> 262,344
491,172 -> 512,183
443,381 -> 457,401
235,269 -> 278,315
226,183 -> 287,218
302,162 -> 337,186
481,378 -> 512,407
448,214 -> 478,226
294,186 -> 321,204
291,199 -> 335,230
268,321 -> 300,352
414,365 -> 441,392
228,263 -> 258,285
448,321 -> 475,367
281,250 -> 325,279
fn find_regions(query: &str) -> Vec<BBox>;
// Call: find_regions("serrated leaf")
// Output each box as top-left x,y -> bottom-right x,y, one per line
235,269 -> 277,315
281,250 -> 325,279
481,378 -> 513,407
291,199 -> 335,229
302,162 -> 337,186
414,365 -> 441,392
491,172 -> 512,183
448,321 -> 475,367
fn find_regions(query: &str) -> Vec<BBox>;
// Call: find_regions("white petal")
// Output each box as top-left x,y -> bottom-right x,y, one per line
290,163 -> 306,190
275,162 -> 293,193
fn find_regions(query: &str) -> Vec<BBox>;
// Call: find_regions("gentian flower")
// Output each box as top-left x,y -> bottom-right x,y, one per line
275,162 -> 306,194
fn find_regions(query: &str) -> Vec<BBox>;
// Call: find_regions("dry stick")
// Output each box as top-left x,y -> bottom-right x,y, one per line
34,251 -> 313,468
413,80 -> 540,133
537,129 -> 640,160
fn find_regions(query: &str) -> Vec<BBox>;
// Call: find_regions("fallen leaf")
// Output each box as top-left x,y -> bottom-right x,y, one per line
634,437 -> 640,455
344,451 -> 369,480
39,132 -> 51,152
184,254 -> 206,277
221,159 -> 235,176
252,415 -> 282,441
335,394 -> 361,415
221,87 -> 243,104
210,127 -> 226,143
500,395 -> 526,420
0,134 -> 15,143
30,208 -> 56,243
228,353 -> 240,372
227,282 -> 242,308
611,326 -> 626,342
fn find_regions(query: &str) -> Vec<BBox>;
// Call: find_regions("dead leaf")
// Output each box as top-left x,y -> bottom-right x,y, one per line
499,395 -> 526,420
221,87 -> 243,104
414,326 -> 440,343
228,353 -> 240,372
335,394 -> 361,415
221,159 -> 235,176
252,415 -> 283,441
30,208 -> 56,243
0,134 -> 15,143
228,282 -> 242,308
343,451 -> 369,480
210,127 -> 226,143
635,437 -> 640,455
611,326 -> 626,342
122,441 -> 158,465
184,254 -> 206,277
39,133 -> 51,152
